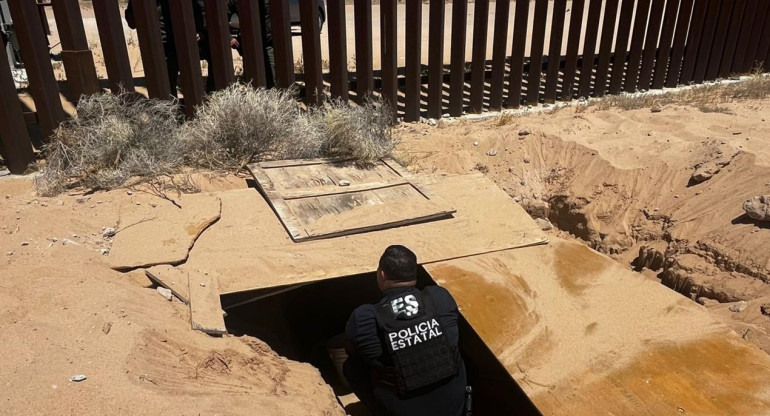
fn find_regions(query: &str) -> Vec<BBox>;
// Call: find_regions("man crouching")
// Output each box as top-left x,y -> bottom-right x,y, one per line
344,245 -> 467,415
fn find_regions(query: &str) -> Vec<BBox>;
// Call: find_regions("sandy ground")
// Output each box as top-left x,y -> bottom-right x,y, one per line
395,94 -> 770,353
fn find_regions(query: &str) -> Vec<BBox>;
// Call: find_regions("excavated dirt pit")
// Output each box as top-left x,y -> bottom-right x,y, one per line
223,269 -> 540,415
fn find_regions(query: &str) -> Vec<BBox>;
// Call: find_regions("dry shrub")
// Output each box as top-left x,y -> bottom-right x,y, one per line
315,97 -> 397,163
181,84 -> 308,169
36,92 -> 184,196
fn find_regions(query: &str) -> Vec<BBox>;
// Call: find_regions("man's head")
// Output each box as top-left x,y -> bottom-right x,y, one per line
376,245 -> 418,291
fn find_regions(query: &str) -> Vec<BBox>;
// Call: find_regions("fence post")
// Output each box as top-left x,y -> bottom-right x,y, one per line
404,0 -> 422,121
379,0 -> 395,107
594,0 -> 619,97
131,0 -> 171,99
327,0 -> 348,100
731,0 -> 758,73
93,0 -> 135,93
692,0 -> 723,83
427,0 -> 446,117
468,0 -> 489,113
0,38 -> 35,174
356,0 -> 374,101
507,0 -> 531,107
678,0 -> 705,84
448,0 -> 467,116
608,0 -> 635,94
561,0 -> 585,99
623,0 -> 651,92
300,0 -> 323,105
720,0 -> 747,77
704,0 -> 735,81
651,0 -> 681,89
205,0 -> 235,90
526,0 -> 549,104
271,0 -> 295,88
51,0 -> 101,99
543,0 -> 567,103
638,0 -> 666,90
7,0 -> 65,140
237,0 -> 267,87
741,0 -> 769,72
167,0 -> 204,117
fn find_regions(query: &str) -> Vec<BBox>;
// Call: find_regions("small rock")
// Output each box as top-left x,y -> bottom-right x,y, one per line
51,237 -> 58,242
427,118 -> 437,126
674,195 -> 679,199
40,202 -> 48,207
697,297 -> 720,307
76,197 -> 90,204
126,191 -> 133,195
199,282 -> 206,287
473,141 -> 479,146
487,149 -> 498,157
695,191 -> 702,196
733,131 -> 742,135
102,322 -> 112,335
650,105 -> 662,113
691,163 -> 720,184
100,248 -> 110,256
157,287 -> 173,301
729,301 -> 748,313
102,227 -> 116,238
534,218 -> 554,231
513,196 -> 521,203
518,129 -> 531,137
20,242 -> 29,246
761,304 -> 770,317
338,180 -> 351,187
743,195 -> 770,222
522,200 -> 550,220
523,157 -> 531,164
6,252 -> 13,256
69,375 -> 87,382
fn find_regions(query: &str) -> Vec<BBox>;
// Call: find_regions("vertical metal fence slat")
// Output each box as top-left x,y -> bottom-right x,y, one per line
543,0 -> 567,103
204,0 -> 235,90
665,0 -> 694,87
93,0 -> 135,93
487,0 -> 510,110
131,0 -> 171,99
560,0 -> 585,100
719,0 -> 747,77
741,0 -> 769,72
623,0 -> 651,92
379,0 -> 395,106
353,0 -> 374,102
404,0 -> 422,120
507,0 -> 532,107
638,0 -> 666,91
300,0 -> 323,105
7,0 -> 65,139
448,0 -> 467,116
678,0 -> 707,84
327,0 -> 348,100
0,39 -> 35,173
731,0 -> 758,73
469,0 -> 490,113
427,0 -> 446,117
593,0 -> 619,97
608,0 -> 635,95
526,0 -> 549,104
167,0 -> 204,117
271,0 -> 294,88
692,0 -> 723,83
237,0 -> 267,87
51,0 -> 100,99
704,0 -> 734,81
755,5 -> 770,70
651,0 -> 681,89
577,0 -> 602,98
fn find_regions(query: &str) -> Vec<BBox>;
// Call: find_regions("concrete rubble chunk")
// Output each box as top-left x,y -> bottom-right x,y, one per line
535,218 -> 554,231
743,195 -> 770,222
157,287 -> 173,302
729,301 -> 748,313
691,162 -> 720,184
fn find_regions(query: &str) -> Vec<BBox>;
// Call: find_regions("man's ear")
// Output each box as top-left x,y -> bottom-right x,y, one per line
377,269 -> 387,282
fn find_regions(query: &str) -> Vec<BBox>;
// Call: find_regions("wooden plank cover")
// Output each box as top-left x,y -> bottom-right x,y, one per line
183,173 -> 548,294
425,240 -> 770,415
248,159 -> 456,242
188,270 -> 227,335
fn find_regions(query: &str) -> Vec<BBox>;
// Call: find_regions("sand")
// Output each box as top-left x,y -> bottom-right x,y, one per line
396,95 -> 770,354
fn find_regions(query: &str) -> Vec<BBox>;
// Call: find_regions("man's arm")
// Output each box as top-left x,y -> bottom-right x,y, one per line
426,286 -> 460,347
345,305 -> 383,365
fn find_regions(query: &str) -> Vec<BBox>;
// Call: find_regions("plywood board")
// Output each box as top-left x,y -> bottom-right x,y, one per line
247,159 -> 456,241
188,270 -> 227,336
424,239 -> 770,415
145,265 -> 190,304
182,173 -> 548,295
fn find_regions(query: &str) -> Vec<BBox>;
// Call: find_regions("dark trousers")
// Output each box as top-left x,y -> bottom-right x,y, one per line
343,355 -> 467,416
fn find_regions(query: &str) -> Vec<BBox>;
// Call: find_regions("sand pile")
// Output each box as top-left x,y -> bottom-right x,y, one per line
397,96 -> 770,353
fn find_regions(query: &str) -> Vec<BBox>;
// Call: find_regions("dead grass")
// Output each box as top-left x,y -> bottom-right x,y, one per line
593,72 -> 770,113
36,92 -> 184,196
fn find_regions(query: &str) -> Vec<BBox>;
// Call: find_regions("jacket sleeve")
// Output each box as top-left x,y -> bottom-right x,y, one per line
345,305 -> 383,365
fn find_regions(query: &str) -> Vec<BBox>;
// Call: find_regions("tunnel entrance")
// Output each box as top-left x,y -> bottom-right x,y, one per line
223,269 -> 541,416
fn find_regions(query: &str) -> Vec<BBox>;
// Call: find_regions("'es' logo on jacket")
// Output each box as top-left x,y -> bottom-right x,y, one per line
391,295 -> 419,319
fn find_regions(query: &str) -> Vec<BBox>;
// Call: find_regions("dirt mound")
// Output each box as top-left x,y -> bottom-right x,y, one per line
397,97 -> 770,353
0,177 -> 344,415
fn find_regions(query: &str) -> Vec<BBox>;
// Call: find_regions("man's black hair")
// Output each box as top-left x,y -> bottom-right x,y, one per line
378,245 -> 417,282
